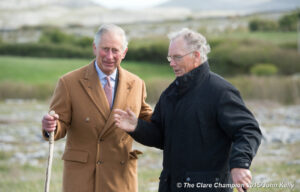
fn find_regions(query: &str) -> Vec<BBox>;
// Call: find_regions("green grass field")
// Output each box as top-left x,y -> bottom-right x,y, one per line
0,56 -> 174,101
1,55 -> 300,104
0,56 -> 174,85
209,31 -> 297,44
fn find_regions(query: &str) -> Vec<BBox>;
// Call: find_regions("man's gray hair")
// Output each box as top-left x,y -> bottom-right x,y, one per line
168,28 -> 211,63
94,24 -> 128,51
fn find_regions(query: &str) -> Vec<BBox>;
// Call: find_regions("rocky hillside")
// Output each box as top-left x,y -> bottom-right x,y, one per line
0,0 -> 190,29
158,0 -> 300,12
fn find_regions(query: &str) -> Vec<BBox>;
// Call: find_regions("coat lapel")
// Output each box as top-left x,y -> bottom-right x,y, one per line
79,61 -> 110,121
99,66 -> 135,137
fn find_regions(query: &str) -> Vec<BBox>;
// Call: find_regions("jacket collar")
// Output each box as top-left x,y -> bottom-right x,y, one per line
79,61 -> 134,136
79,61 -> 110,120
173,61 -> 210,97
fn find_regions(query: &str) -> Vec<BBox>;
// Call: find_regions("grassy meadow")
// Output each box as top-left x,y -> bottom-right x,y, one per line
0,56 -> 173,84
0,55 -> 299,104
208,31 -> 297,44
0,56 -> 174,102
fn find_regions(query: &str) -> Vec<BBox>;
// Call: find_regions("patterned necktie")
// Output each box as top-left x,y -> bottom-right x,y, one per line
104,76 -> 112,108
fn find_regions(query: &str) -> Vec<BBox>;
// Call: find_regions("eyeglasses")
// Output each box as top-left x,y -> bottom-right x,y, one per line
167,51 -> 195,62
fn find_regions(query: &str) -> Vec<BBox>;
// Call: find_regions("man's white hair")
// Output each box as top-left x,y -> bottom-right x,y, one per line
94,24 -> 128,51
168,28 -> 211,63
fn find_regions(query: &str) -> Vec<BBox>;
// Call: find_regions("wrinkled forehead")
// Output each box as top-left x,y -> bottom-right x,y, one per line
169,36 -> 189,54
99,32 -> 124,48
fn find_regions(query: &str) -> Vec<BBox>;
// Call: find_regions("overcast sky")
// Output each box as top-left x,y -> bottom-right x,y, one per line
92,0 -> 170,10
91,0 -> 275,10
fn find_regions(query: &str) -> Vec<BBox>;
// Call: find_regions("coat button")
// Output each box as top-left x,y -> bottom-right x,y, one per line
215,177 -> 220,182
186,177 -> 191,182
99,138 -> 104,142
120,161 -> 125,165
97,161 -> 103,164
245,163 -> 249,167
85,117 -> 90,122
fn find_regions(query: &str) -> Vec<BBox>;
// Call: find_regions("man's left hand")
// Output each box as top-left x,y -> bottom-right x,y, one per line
231,168 -> 252,192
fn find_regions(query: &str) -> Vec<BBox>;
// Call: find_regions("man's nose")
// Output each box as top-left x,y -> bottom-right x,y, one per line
169,60 -> 176,67
106,50 -> 114,59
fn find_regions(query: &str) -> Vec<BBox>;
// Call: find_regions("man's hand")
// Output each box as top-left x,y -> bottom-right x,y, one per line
114,108 -> 137,132
42,112 -> 59,132
231,168 -> 252,192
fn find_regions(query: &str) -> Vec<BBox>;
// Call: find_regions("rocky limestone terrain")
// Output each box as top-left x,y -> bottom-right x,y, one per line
0,99 -> 299,191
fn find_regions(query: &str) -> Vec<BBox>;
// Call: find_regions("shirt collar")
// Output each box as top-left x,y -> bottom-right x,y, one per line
94,61 -> 117,80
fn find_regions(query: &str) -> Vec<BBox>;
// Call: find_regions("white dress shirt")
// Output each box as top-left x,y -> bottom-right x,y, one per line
94,61 -> 117,107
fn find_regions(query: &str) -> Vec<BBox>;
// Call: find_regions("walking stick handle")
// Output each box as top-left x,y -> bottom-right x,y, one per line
44,110 -> 56,192
48,111 -> 55,143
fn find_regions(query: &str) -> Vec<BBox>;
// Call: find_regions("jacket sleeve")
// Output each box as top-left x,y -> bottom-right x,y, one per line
129,97 -> 164,150
138,80 -> 152,122
217,88 -> 262,170
42,77 -> 72,141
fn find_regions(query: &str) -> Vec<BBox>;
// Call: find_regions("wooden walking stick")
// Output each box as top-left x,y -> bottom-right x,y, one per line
44,110 -> 56,192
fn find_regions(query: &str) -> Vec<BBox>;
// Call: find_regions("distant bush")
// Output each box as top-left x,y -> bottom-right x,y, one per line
228,76 -> 300,104
248,10 -> 300,32
1,32 -> 300,75
279,42 -> 298,50
250,63 -> 278,76
279,10 -> 300,31
209,39 -> 300,76
39,29 -> 74,44
0,29 -> 93,58
125,38 -> 169,63
1,76 -> 299,105
74,36 -> 93,48
146,78 -> 172,103
0,81 -> 54,100
249,19 -> 278,31
0,43 -> 94,58
39,29 -> 93,48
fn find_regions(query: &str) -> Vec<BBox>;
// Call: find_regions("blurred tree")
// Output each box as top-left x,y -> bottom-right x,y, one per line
298,11 -> 300,53
39,29 -> 93,48
39,29 -> 75,44
74,36 -> 93,48
250,63 -> 278,76
249,19 -> 278,31
279,10 -> 300,31
39,29 -> 74,44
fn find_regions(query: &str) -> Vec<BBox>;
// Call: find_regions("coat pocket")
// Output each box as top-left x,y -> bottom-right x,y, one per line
62,149 -> 89,163
129,149 -> 143,160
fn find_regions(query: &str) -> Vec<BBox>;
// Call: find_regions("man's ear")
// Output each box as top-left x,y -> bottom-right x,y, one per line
194,51 -> 202,64
93,43 -> 97,56
122,48 -> 128,59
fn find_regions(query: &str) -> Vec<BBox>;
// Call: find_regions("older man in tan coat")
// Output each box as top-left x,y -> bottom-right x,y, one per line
42,24 -> 152,192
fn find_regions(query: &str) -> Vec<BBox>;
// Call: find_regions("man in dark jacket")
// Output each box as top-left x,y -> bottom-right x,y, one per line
114,28 -> 262,192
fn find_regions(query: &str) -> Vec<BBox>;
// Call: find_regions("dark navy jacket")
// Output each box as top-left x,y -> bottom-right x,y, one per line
130,62 -> 262,192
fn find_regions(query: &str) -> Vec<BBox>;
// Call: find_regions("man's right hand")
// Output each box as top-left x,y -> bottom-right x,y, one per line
114,108 -> 138,132
42,112 -> 59,132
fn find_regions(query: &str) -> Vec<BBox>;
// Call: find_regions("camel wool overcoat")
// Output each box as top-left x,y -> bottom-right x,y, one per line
43,61 -> 152,192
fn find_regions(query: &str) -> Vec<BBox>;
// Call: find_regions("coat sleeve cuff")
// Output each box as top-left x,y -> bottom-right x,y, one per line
230,161 -> 251,170
42,122 -> 59,141
128,119 -> 143,138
